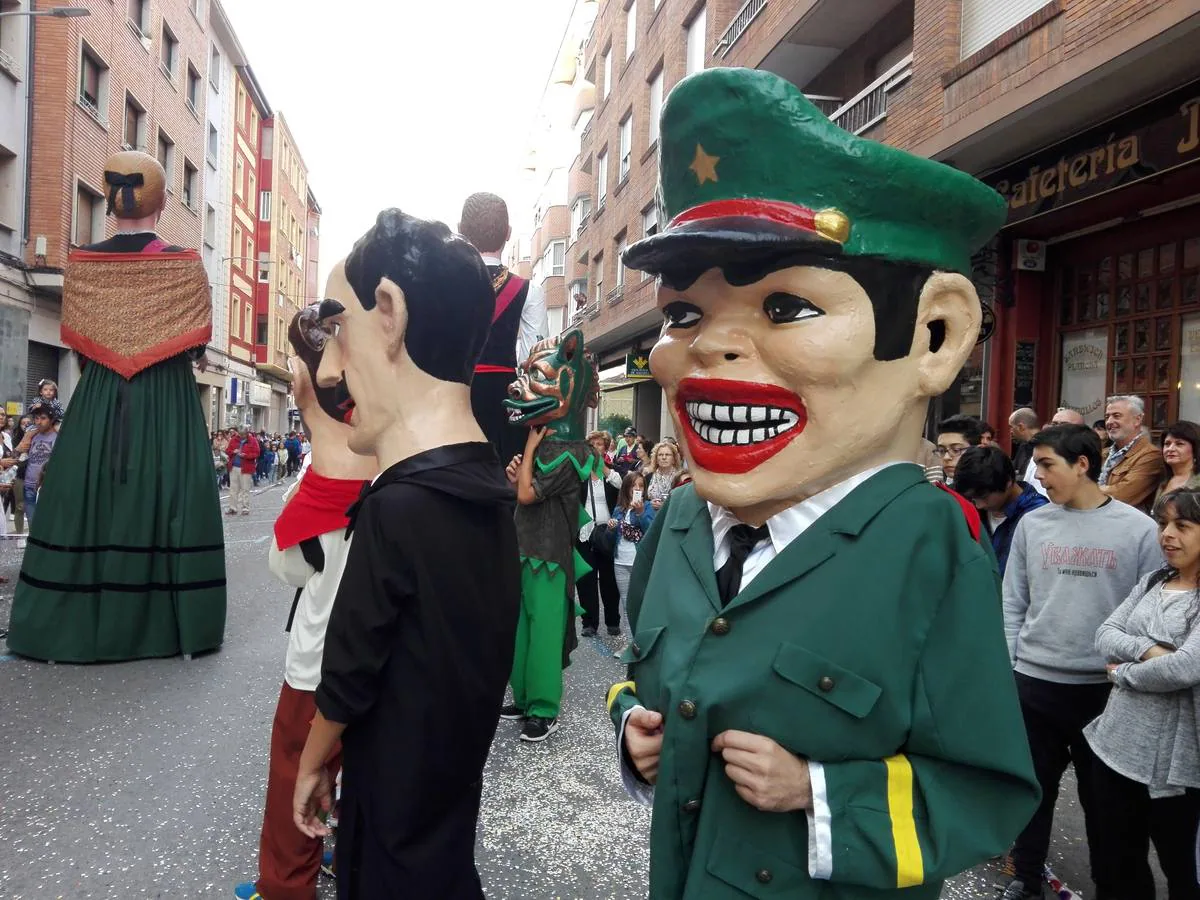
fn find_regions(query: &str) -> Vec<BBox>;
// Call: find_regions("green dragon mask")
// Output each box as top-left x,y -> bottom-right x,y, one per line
504,329 -> 599,443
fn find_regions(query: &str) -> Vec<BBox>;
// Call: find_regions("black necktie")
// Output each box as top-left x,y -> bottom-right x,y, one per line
716,524 -> 769,607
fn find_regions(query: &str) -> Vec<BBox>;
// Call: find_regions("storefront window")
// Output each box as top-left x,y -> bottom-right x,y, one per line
1060,328 -> 1108,423
1180,313 -> 1200,424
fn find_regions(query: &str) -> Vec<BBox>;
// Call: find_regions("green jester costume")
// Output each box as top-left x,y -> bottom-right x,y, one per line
503,330 -> 599,729
606,69 -> 1040,898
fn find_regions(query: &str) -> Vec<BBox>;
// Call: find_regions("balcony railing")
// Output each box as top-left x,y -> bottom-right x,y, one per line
714,0 -> 768,59
0,47 -> 22,79
608,284 -> 625,306
571,300 -> 601,325
804,94 -> 843,118
829,54 -> 913,136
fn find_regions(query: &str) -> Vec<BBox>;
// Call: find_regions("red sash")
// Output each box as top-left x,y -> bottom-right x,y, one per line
934,481 -> 983,543
474,274 -> 529,375
274,470 -> 370,550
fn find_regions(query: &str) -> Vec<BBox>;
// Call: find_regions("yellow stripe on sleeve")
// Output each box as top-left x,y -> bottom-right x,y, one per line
884,754 -> 924,888
606,680 -> 636,712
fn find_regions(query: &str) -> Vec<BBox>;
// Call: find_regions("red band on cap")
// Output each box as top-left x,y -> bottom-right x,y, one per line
669,198 -> 819,233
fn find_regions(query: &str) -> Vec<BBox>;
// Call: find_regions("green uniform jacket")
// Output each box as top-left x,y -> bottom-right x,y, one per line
609,465 -> 1039,899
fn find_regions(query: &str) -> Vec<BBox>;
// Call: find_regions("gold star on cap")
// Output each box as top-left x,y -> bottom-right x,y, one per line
689,144 -> 719,185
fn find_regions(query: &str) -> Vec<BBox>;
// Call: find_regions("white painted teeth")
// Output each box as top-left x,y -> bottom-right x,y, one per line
684,401 -> 799,446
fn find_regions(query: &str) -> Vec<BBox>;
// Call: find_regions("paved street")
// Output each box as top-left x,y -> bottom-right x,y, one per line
0,481 -> 1129,899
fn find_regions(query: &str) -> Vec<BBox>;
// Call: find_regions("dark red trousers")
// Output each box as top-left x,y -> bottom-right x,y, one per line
256,682 -> 342,900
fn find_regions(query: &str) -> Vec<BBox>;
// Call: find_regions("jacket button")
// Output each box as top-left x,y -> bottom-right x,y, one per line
818,676 -> 836,692
710,617 -> 731,636
756,869 -> 773,884
677,699 -> 697,720
682,798 -> 701,813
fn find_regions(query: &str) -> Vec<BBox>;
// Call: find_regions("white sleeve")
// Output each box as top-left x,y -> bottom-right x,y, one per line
517,280 -> 549,364
616,706 -> 655,806
806,762 -> 833,879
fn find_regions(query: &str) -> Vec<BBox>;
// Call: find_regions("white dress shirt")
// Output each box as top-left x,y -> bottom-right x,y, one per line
619,461 -> 911,880
1022,455 -> 1048,497
482,254 -> 549,362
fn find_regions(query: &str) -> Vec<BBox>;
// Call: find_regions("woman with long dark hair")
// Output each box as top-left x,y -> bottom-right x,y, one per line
1084,487 -> 1200,899
1157,420 -> 1200,504
607,470 -> 655,649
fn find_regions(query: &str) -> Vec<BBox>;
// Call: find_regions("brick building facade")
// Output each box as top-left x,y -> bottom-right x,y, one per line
561,0 -> 1200,442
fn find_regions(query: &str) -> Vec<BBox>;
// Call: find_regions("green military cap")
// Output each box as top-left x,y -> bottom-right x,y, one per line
624,67 -> 1007,276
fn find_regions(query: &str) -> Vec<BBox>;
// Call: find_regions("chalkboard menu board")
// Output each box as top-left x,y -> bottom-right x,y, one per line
1014,340 -> 1036,408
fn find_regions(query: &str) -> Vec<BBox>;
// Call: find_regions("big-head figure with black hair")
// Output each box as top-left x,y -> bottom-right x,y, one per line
605,68 -> 1039,900
294,209 -> 520,898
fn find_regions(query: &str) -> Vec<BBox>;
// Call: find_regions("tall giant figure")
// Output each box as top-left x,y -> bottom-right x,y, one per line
9,151 -> 226,663
292,209 -> 520,899
606,69 -> 1041,899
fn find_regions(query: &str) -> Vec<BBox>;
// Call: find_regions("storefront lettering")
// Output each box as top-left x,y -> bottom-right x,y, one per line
985,81 -> 1200,225
1064,343 -> 1104,373
996,138 -> 1140,211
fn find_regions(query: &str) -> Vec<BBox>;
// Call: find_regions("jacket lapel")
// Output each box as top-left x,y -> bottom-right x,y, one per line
724,465 -> 926,613
667,486 -> 721,612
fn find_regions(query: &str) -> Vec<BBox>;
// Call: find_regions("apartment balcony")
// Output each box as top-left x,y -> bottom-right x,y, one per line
608,284 -> 625,307
829,54 -> 912,135
714,0 -> 769,59
571,299 -> 601,326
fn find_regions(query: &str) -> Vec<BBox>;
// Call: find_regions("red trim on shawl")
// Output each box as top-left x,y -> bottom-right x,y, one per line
60,323 -> 213,380
274,469 -> 370,550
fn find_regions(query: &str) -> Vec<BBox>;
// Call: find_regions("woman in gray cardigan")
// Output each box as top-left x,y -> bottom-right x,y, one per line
1085,487 -> 1200,900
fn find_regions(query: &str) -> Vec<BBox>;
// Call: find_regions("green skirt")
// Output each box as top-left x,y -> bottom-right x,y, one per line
8,356 -> 226,662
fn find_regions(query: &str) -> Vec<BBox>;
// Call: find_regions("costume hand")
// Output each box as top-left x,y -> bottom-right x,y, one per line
625,707 -> 664,784
505,455 -> 522,485
525,426 -> 548,454
712,730 -> 812,812
293,766 -> 334,839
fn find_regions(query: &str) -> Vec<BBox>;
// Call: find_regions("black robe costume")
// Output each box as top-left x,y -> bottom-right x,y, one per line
315,442 -> 520,899
470,265 -> 530,465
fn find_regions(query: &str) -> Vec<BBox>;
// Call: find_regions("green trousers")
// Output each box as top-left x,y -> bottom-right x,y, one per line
510,562 -> 569,719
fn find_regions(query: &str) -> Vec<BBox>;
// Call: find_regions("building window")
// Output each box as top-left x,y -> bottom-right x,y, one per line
230,298 -> 240,339
123,93 -> 145,150
182,159 -> 198,209
256,316 -> 268,346
186,63 -> 201,111
685,5 -> 707,76
625,0 -> 637,60
234,155 -> 243,198
571,196 -> 592,240
258,252 -> 270,282
602,49 -> 612,100
616,237 -> 627,288
961,0 -> 1049,58
156,129 -> 175,184
161,22 -> 179,77
74,182 -> 103,247
597,150 -> 608,206
543,240 -> 566,278
648,69 -> 663,146
78,43 -> 107,117
207,123 -> 219,165
204,204 -> 216,248
245,304 -> 253,343
128,0 -> 148,35
642,206 -> 659,237
190,0 -> 203,18
619,114 -> 632,181
209,45 -> 221,90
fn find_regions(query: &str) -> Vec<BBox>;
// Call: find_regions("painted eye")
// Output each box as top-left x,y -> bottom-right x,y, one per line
763,292 -> 824,324
663,301 -> 702,329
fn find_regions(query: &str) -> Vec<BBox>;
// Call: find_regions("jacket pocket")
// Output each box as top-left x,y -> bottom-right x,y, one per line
771,642 -> 882,720
617,625 -> 665,666
706,833 -> 811,897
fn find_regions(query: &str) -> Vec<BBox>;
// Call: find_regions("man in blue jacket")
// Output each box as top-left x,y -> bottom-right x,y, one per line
954,445 -> 1048,575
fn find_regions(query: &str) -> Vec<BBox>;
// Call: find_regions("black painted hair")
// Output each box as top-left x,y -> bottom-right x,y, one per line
658,250 -> 934,362
952,445 -> 1015,500
1163,420 -> 1200,475
343,208 -> 493,385
937,414 -> 985,446
1030,424 -> 1102,482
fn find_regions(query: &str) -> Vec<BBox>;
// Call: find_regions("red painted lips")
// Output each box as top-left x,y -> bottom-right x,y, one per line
674,378 -> 808,474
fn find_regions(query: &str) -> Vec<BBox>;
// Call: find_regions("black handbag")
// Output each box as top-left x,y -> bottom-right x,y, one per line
586,479 -> 617,556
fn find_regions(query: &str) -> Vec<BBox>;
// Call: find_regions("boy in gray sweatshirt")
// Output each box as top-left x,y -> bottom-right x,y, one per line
999,424 -> 1161,900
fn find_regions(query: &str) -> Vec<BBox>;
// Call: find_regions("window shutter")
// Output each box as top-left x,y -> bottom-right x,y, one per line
961,0 -> 1049,58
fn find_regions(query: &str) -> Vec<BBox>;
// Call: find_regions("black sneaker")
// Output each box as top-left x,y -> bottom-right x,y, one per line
499,704 -> 525,720
581,625 -> 597,638
519,716 -> 559,743
606,625 -> 621,636
997,879 -> 1045,900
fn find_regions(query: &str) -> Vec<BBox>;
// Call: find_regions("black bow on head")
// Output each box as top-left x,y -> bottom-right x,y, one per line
104,170 -> 145,215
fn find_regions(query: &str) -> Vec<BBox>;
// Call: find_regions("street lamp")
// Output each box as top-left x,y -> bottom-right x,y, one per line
0,7 -> 91,17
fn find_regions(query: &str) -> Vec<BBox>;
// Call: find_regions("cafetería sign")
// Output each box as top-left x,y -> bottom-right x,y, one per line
985,81 -> 1200,225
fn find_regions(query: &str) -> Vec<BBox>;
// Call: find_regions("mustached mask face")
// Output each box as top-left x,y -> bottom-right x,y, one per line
289,304 -> 355,423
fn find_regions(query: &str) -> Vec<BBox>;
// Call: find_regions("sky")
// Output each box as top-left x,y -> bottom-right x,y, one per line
221,0 -> 572,291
